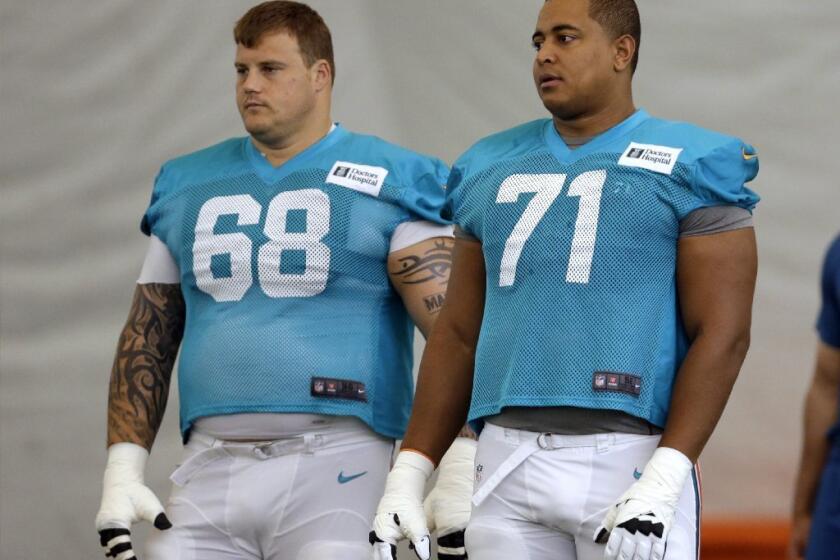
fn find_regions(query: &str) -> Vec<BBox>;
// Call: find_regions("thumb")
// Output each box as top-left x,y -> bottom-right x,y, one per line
593,502 -> 619,543
409,534 -> 431,560
133,486 -> 170,530
395,508 -> 431,549
593,524 -> 610,544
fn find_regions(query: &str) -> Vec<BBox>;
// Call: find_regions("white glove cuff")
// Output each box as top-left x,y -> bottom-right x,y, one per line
103,442 -> 149,485
394,450 -> 435,479
438,437 -> 477,471
637,447 -> 693,506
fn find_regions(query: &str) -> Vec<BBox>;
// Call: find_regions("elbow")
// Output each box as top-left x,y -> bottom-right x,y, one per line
695,324 -> 751,364
435,315 -> 478,364
729,328 -> 751,361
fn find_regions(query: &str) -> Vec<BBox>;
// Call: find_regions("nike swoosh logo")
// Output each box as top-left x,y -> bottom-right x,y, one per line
633,468 -> 643,480
742,148 -> 758,161
338,470 -> 368,484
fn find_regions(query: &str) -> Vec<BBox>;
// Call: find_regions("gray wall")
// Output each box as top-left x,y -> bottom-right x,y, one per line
2,1 -> 838,557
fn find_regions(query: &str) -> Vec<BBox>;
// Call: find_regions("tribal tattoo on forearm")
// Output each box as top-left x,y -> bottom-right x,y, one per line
107,284 -> 185,449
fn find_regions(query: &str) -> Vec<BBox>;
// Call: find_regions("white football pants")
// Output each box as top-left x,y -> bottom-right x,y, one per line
145,422 -> 393,559
466,423 -> 701,560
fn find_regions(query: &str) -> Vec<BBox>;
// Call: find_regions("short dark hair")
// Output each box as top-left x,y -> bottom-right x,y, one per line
588,0 -> 641,72
234,1 -> 335,83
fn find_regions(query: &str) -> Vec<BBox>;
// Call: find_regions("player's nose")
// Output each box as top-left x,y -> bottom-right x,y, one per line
536,46 -> 557,65
241,72 -> 263,94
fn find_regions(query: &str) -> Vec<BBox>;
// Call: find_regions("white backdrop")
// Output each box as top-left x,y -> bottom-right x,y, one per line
1,1 -> 839,558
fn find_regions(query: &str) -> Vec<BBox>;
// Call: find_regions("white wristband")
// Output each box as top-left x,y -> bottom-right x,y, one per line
437,437 -> 477,471
103,443 -> 149,485
636,447 -> 693,507
394,450 -> 435,479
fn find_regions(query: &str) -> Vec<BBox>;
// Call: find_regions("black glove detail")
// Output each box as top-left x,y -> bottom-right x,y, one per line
99,527 -> 136,560
616,514 -> 665,539
153,513 -> 172,530
369,531 -> 397,559
437,529 -> 467,559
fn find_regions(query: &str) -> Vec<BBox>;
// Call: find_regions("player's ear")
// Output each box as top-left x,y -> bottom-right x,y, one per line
613,34 -> 635,73
311,59 -> 332,92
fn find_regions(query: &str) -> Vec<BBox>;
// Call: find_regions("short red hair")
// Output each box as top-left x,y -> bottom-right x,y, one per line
234,1 -> 335,83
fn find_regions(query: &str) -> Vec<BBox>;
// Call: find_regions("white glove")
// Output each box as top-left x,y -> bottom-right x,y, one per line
424,438 -> 476,559
370,450 -> 434,560
95,443 -> 171,559
594,447 -> 693,560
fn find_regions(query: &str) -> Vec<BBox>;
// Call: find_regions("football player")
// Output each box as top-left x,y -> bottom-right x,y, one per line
94,2 -> 474,559
790,233 -> 840,560
372,0 -> 759,559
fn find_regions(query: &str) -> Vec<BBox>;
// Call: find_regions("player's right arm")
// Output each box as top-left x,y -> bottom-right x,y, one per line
96,237 -> 185,560
107,282 -> 185,449
371,235 -> 485,560
790,343 -> 840,559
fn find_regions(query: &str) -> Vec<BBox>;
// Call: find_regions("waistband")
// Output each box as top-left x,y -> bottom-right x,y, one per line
172,424 -> 391,487
472,422 -> 657,508
192,413 -> 369,441
488,406 -> 663,436
482,421 -> 655,449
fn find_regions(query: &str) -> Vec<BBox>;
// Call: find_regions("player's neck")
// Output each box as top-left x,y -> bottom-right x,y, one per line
552,96 -> 636,143
251,115 -> 333,167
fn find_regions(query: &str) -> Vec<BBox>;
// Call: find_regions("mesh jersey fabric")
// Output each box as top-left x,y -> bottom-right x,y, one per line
816,233 -> 840,442
140,125 -> 450,440
446,109 -> 760,429
817,234 -> 840,348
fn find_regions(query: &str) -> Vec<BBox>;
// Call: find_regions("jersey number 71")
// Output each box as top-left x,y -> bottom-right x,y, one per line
496,170 -> 606,287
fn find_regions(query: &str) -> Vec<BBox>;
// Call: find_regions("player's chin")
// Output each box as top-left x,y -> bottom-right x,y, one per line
242,118 -> 273,138
539,93 -> 582,121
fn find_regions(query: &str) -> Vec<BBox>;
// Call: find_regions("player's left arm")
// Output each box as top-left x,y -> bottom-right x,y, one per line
595,226 -> 757,559
388,236 -> 479,446
661,226 -> 758,459
386,235 -> 476,560
388,236 -> 455,338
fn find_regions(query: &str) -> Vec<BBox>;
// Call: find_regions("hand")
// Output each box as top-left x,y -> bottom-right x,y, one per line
370,450 -> 434,560
424,438 -> 476,559
594,447 -> 693,560
95,443 -> 171,559
788,514 -> 811,560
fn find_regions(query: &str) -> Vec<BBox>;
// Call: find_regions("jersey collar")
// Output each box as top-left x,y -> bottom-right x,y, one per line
543,109 -> 650,164
244,123 -> 348,184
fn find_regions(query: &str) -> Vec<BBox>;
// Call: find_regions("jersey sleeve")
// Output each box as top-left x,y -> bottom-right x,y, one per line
443,157 -> 478,239
689,136 -> 760,213
140,164 -> 171,237
817,235 -> 840,348
395,156 -> 451,225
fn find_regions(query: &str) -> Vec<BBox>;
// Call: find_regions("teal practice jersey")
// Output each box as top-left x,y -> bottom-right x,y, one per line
447,110 -> 759,429
141,126 -> 449,439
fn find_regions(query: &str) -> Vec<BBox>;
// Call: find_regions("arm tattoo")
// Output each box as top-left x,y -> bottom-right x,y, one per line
423,292 -> 447,315
391,238 -> 454,286
107,284 -> 185,449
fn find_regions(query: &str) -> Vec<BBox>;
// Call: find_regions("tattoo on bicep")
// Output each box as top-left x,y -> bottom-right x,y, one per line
391,238 -> 454,286
423,292 -> 446,314
107,284 -> 185,448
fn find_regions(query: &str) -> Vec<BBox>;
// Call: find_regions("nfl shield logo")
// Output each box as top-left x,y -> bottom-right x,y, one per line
313,380 -> 325,394
594,374 -> 607,388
